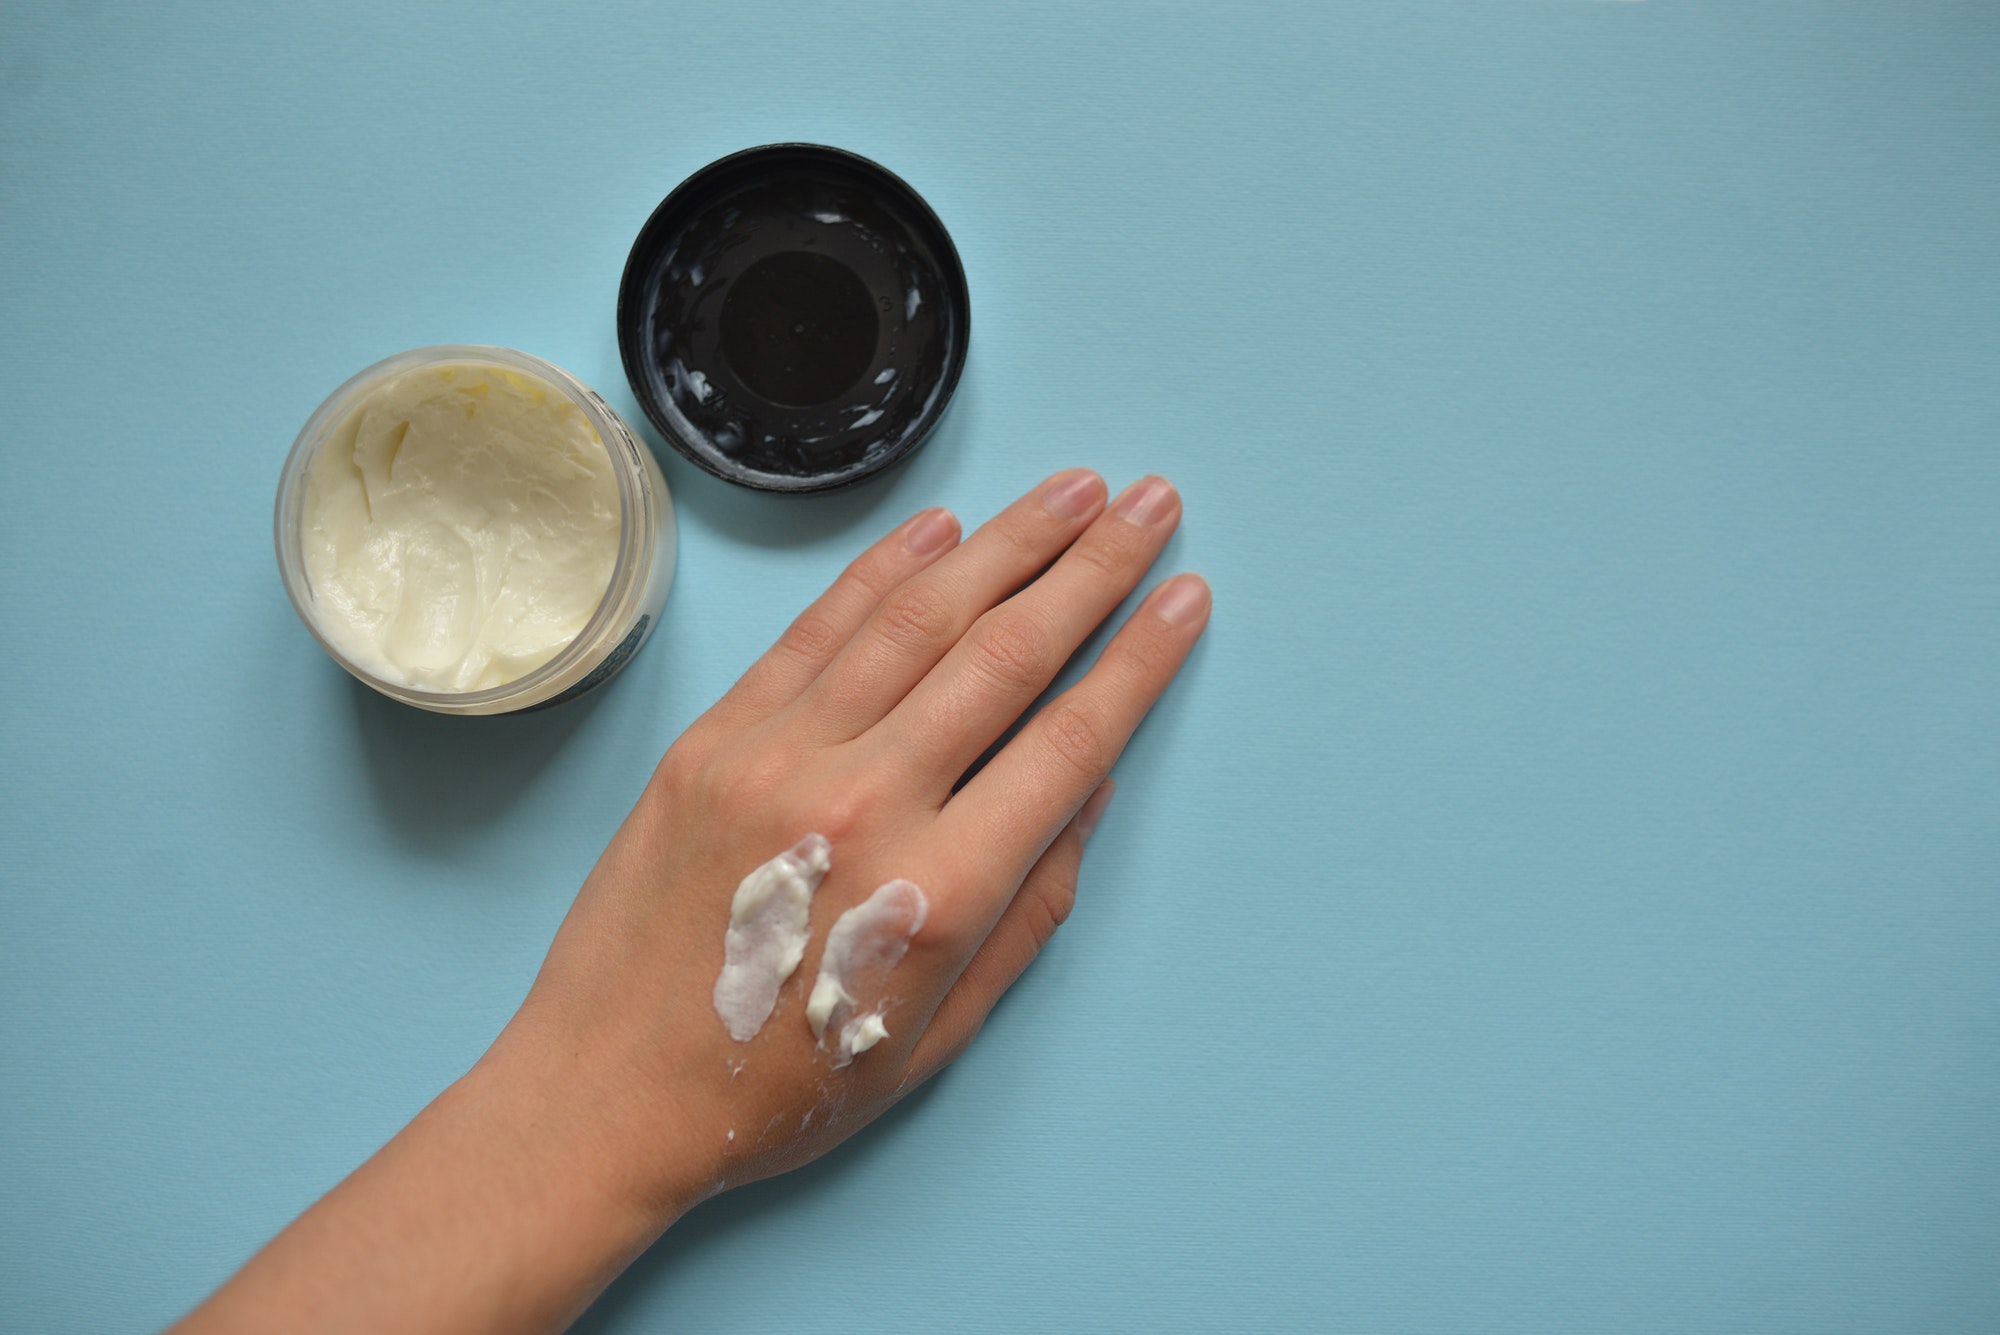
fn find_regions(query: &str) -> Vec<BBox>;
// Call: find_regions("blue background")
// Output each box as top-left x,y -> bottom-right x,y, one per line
3,2 -> 1996,1330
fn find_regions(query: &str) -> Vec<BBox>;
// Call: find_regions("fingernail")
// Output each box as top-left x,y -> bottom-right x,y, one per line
1042,469 -> 1105,520
1112,475 -> 1177,526
1077,780 -> 1116,843
904,507 -> 958,556
1153,573 -> 1211,626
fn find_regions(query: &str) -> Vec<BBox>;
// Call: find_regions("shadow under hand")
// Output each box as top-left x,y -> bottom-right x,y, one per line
571,1074 -> 949,1335
348,675 -> 608,856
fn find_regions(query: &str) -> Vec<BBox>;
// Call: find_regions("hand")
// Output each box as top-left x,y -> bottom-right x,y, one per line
501,468 -> 1209,1204
173,469 -> 1209,1335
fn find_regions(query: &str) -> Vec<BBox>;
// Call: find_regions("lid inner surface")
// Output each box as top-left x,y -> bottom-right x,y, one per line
621,149 -> 967,491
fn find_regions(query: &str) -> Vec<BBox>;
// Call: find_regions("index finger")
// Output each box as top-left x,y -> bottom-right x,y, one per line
701,506 -> 961,729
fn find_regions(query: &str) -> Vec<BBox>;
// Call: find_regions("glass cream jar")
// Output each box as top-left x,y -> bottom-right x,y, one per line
275,346 -> 675,714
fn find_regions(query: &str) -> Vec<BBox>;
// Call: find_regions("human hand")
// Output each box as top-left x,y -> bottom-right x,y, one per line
171,470 -> 1208,1335
494,468 -> 1209,1213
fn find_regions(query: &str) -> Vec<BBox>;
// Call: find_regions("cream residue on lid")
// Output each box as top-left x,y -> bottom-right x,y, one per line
713,835 -> 832,1042
300,361 -> 621,692
806,879 -> 928,1066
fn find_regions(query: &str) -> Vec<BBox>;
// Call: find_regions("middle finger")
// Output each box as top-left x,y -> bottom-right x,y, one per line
786,468 -> 1107,742
867,475 -> 1181,785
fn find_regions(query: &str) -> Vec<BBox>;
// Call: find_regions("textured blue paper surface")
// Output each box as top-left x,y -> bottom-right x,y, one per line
3,3 -> 1996,1330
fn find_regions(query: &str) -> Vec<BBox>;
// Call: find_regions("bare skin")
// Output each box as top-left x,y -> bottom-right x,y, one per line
173,469 -> 1210,1335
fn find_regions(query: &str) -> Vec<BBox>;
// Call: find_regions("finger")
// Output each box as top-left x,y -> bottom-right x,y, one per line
870,476 -> 1180,782
904,781 -> 1113,1085
704,507 -> 960,728
944,573 -> 1208,882
789,469 -> 1108,741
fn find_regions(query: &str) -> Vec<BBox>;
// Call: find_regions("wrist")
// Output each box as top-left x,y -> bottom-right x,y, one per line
475,1002 -> 721,1234
174,1016 -> 711,1335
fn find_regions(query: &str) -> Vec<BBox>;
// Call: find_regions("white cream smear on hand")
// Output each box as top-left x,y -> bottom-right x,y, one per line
713,835 -> 832,1041
807,879 -> 929,1066
300,362 -> 620,692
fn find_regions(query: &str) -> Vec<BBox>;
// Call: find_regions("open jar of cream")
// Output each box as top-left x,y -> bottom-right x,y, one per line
275,346 -> 675,714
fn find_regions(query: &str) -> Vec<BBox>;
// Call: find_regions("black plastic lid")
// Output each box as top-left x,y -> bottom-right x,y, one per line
617,144 -> 970,494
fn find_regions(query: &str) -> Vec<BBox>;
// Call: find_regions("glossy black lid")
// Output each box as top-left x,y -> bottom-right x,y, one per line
617,144 -> 970,493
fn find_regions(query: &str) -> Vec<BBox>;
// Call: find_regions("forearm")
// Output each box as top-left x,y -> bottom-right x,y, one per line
171,1031 -> 703,1335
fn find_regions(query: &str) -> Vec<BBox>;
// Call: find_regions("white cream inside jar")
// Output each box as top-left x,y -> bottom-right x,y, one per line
278,346 -> 675,714
302,361 -> 619,692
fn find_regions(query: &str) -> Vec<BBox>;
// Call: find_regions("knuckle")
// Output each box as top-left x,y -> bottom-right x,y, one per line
845,549 -> 904,601
966,609 -> 1052,694
1047,877 -> 1078,928
1026,880 -> 1077,950
776,610 -> 844,665
874,581 -> 958,655
1111,622 -> 1177,679
806,782 -> 876,846
1068,532 -> 1131,580
654,734 -> 711,793
1040,699 -> 1112,781
905,889 -> 966,954
991,508 -> 1047,558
